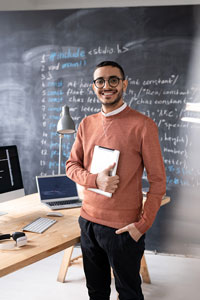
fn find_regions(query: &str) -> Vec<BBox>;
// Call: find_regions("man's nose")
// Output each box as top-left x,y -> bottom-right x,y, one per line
104,80 -> 111,89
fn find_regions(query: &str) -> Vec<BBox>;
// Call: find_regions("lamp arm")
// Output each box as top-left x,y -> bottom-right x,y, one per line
58,134 -> 64,175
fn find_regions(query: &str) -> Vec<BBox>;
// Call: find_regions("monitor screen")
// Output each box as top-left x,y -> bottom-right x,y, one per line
0,145 -> 24,200
36,175 -> 78,201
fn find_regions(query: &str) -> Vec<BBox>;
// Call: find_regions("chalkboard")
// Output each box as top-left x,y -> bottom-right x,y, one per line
0,6 -> 200,256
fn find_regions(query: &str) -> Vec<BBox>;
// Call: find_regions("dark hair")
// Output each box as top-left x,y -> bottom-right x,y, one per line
95,61 -> 125,80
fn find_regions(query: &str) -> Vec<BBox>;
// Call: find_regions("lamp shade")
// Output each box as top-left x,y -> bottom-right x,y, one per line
57,105 -> 75,134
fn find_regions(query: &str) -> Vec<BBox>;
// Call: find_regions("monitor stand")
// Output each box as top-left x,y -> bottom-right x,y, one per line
0,189 -> 24,217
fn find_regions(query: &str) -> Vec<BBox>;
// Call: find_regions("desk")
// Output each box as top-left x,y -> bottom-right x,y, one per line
0,193 -> 80,278
0,193 -> 170,284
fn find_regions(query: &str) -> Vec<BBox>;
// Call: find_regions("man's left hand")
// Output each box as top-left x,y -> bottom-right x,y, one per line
115,223 -> 142,242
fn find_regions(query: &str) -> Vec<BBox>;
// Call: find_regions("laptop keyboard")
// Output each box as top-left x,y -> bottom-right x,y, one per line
22,217 -> 57,234
47,199 -> 82,207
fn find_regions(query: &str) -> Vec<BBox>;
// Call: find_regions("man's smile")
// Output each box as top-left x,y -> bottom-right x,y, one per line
101,90 -> 117,96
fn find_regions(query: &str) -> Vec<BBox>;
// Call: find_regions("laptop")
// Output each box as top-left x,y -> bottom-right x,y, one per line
36,174 -> 82,210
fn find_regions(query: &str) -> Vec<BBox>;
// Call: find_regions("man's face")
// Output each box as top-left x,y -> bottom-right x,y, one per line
92,66 -> 128,110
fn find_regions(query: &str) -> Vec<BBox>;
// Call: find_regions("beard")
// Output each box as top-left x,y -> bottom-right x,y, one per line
99,89 -> 123,107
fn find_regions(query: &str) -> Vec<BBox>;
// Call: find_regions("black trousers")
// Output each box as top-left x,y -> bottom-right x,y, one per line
79,216 -> 145,300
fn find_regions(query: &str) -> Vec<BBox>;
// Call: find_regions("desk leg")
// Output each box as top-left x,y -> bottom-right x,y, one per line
140,254 -> 151,284
57,250 -> 151,285
57,246 -> 74,283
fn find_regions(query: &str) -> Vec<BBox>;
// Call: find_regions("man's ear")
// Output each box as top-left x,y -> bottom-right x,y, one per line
123,79 -> 128,92
92,83 -> 97,94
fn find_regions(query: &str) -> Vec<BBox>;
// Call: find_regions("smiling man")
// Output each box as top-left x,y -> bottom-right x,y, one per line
93,65 -> 126,110
66,61 -> 166,300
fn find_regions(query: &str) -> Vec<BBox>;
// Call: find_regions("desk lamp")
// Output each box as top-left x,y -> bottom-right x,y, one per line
57,105 -> 75,174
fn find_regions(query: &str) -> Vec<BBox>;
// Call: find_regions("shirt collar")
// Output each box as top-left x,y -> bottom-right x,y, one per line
101,102 -> 127,117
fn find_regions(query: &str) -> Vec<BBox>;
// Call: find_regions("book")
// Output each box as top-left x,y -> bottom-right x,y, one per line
88,145 -> 120,198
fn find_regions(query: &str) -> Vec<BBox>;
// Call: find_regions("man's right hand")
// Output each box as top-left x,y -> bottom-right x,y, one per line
96,163 -> 119,193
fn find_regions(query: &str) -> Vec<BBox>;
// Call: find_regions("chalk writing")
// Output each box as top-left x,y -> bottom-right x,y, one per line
88,44 -> 129,55
36,50 -> 200,186
49,48 -> 86,61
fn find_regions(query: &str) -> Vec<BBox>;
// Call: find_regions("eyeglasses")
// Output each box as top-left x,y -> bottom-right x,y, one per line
93,76 -> 124,89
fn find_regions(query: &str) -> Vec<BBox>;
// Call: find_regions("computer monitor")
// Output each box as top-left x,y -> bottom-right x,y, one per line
0,145 -> 24,203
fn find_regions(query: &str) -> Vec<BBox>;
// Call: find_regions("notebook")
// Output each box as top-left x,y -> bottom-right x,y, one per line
88,145 -> 120,198
36,174 -> 82,210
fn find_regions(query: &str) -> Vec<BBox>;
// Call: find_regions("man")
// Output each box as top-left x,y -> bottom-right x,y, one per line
66,61 -> 166,300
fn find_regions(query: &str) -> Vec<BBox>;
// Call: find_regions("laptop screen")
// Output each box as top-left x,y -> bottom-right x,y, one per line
36,175 -> 78,201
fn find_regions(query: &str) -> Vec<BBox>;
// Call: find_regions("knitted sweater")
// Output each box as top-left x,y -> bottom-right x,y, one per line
66,106 -> 166,234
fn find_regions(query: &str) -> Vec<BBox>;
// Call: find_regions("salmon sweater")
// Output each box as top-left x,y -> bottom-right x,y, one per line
66,106 -> 166,234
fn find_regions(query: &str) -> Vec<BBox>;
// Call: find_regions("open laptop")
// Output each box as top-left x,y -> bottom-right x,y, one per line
36,174 -> 82,210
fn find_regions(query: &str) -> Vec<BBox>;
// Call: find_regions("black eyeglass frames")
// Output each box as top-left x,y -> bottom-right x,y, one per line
93,76 -> 124,88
